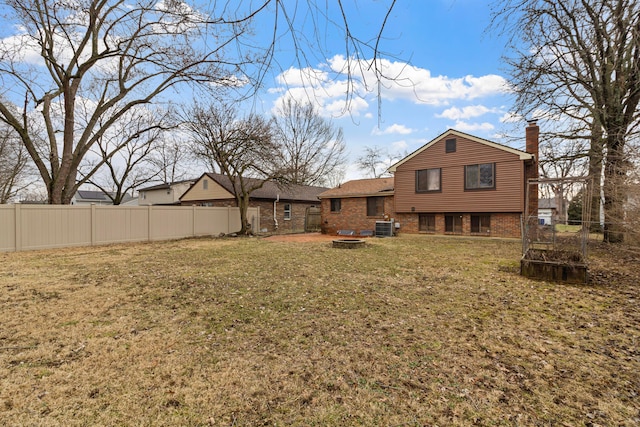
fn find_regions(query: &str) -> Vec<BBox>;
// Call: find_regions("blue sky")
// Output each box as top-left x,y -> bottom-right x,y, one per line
0,0 -> 528,187
251,0 -> 527,181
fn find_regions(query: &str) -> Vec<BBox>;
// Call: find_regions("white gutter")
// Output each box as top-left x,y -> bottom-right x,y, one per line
273,194 -> 279,230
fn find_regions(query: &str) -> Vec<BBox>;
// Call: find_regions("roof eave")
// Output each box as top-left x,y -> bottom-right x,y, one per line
319,190 -> 395,199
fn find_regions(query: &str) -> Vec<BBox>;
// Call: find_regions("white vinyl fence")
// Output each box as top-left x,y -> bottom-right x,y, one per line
0,204 -> 260,252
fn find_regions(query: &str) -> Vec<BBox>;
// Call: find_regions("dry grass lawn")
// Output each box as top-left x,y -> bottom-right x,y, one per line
0,234 -> 638,426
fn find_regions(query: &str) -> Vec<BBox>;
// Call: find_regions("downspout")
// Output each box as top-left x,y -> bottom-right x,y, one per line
273,194 -> 279,231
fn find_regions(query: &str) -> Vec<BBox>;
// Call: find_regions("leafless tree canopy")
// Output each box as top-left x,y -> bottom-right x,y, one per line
148,137 -> 191,186
185,102 -> 281,234
492,0 -> 640,242
0,0 -> 397,204
356,145 -> 402,178
82,108 -> 175,204
0,125 -> 33,203
271,98 -> 346,187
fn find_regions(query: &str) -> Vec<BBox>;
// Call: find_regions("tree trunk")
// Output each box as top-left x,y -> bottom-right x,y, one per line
588,126 -> 603,233
237,193 -> 252,235
602,136 -> 626,243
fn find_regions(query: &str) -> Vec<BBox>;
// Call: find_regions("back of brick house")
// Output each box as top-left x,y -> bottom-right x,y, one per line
319,123 -> 539,238
180,173 -> 327,233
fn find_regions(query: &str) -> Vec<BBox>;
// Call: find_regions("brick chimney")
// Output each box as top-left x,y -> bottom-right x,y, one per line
525,120 -> 539,218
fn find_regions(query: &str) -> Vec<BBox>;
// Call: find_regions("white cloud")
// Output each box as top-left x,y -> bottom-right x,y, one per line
271,55 -> 510,118
452,121 -> 495,132
500,112 -> 524,123
391,140 -> 408,151
271,66 -> 370,117
437,105 -> 494,120
276,67 -> 330,88
371,123 -> 413,135
327,55 -> 509,105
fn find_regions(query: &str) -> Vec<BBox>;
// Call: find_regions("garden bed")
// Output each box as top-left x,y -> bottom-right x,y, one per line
521,249 -> 588,283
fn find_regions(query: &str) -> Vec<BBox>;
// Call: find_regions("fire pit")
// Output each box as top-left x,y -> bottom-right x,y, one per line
332,238 -> 366,249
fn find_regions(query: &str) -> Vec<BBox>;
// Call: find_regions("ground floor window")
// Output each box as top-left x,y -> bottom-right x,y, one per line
471,214 -> 490,233
367,196 -> 385,216
284,203 -> 291,220
445,214 -> 462,233
330,198 -> 341,212
419,214 -> 436,232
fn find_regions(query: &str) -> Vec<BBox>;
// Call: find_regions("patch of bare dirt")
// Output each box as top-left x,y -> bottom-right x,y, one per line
262,232 -> 339,242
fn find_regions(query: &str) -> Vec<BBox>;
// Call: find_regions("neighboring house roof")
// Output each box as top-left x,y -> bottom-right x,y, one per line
73,190 -> 134,204
388,128 -> 534,173
539,198 -> 557,209
184,173 -> 329,202
76,190 -> 111,202
318,177 -> 395,198
138,179 -> 196,192
121,197 -> 140,206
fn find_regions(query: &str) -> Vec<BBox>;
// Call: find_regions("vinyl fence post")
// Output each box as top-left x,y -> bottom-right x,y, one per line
14,203 -> 21,252
192,205 -> 196,237
91,204 -> 96,246
148,205 -> 152,242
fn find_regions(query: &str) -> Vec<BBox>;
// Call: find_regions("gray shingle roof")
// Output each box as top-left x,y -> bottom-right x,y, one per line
76,190 -> 109,201
318,177 -> 394,198
205,173 -> 329,202
138,179 -> 196,192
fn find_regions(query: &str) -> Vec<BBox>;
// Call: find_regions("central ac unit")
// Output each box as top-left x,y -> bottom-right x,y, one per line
375,220 -> 393,237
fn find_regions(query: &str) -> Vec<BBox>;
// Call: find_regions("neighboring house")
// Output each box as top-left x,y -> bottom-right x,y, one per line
538,198 -> 558,225
318,177 -> 395,235
121,197 -> 140,206
538,197 -> 569,225
71,190 -> 134,205
180,173 -> 328,233
320,123 -> 539,238
137,179 -> 196,205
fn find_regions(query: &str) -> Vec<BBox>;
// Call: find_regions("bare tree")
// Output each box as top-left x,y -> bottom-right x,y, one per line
324,166 -> 347,188
0,0 -> 398,205
184,103 -> 282,234
356,145 -> 402,178
149,137 -> 191,185
271,98 -> 346,186
0,125 -> 33,203
538,135 -> 590,223
83,110 -> 173,205
491,0 -> 640,242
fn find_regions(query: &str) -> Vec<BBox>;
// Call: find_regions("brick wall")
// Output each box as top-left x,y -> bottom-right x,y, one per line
525,121 -> 539,217
388,212 -> 522,238
182,198 -> 318,233
321,196 -> 395,235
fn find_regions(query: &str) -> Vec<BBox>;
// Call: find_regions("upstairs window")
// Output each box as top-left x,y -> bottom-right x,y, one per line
416,168 -> 441,192
203,179 -> 208,190
465,163 -> 495,190
445,138 -> 456,153
367,196 -> 385,216
284,204 -> 291,220
330,198 -> 341,212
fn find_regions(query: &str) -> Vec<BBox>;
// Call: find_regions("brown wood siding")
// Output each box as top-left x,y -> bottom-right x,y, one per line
394,135 -> 525,213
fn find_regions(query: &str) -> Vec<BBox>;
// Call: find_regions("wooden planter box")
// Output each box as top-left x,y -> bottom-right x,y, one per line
520,250 -> 588,284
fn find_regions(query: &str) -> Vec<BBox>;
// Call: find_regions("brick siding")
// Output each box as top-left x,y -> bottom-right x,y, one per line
320,196 -> 395,235
181,198 -> 318,233
394,212 -> 522,238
